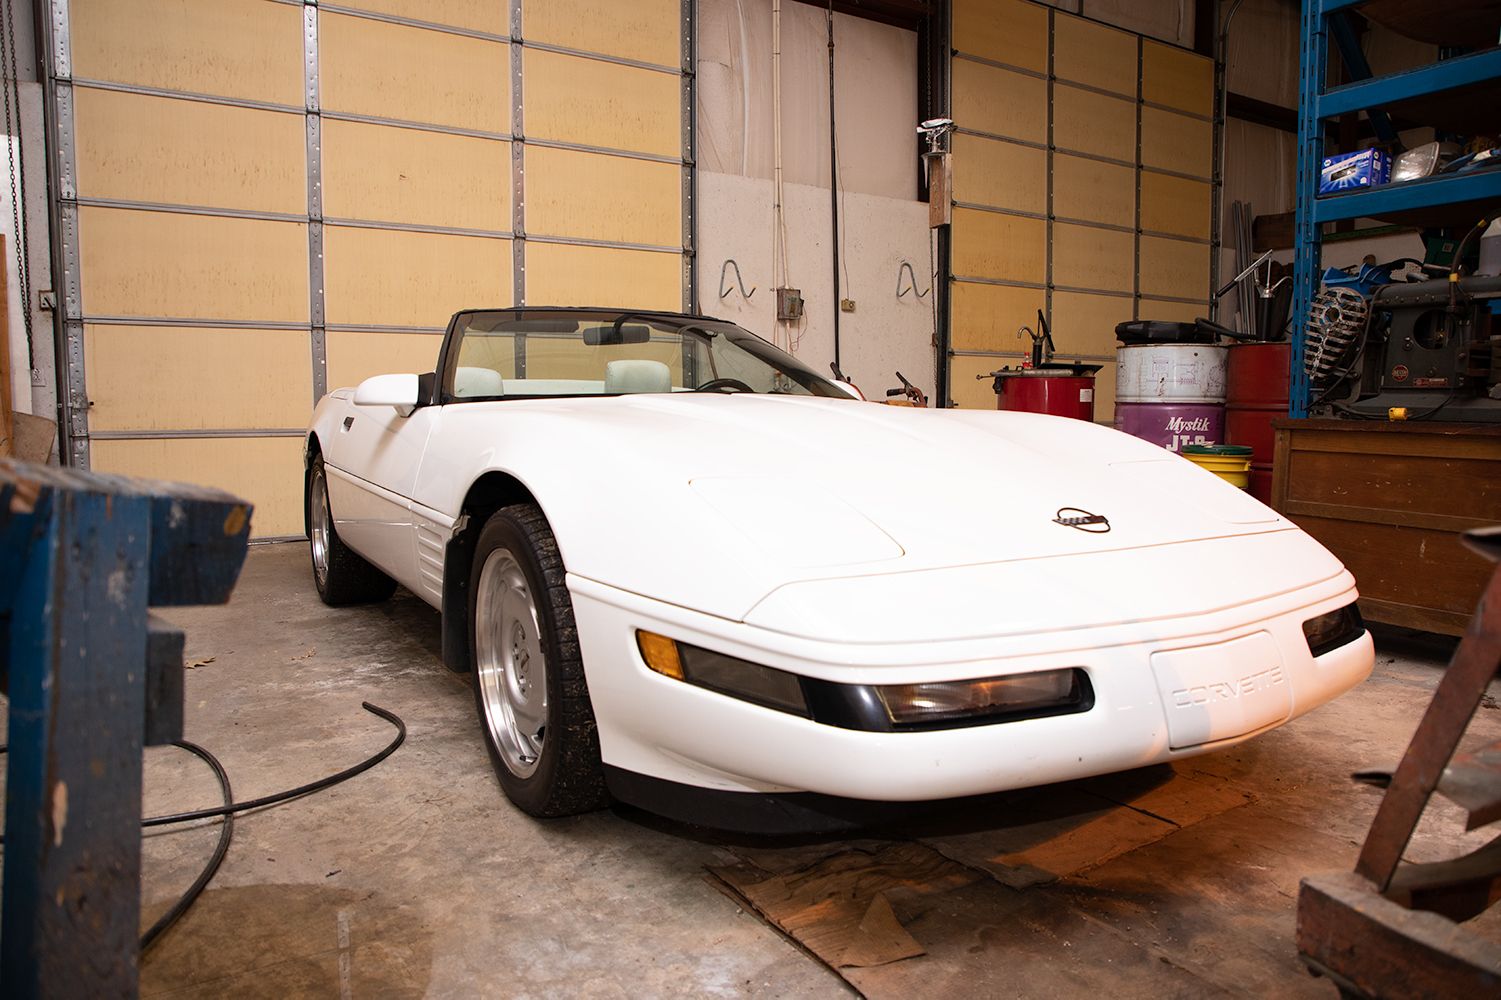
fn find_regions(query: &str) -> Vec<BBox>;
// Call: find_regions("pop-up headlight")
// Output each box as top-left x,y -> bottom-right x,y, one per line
876,669 -> 1087,727
1302,603 -> 1365,657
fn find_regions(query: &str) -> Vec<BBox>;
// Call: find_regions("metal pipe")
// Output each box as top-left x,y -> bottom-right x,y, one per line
827,2 -> 841,372
1210,0 -> 1246,325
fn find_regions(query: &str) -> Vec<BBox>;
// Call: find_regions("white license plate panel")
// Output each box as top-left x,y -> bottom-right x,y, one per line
1151,631 -> 1291,749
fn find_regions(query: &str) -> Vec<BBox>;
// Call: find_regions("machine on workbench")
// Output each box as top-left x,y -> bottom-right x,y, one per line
1308,270 -> 1501,422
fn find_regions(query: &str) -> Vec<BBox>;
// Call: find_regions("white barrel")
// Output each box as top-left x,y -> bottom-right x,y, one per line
1116,343 -> 1229,403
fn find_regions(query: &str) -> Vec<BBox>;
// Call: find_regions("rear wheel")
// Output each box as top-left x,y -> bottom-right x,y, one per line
470,503 -> 608,817
307,455 -> 398,606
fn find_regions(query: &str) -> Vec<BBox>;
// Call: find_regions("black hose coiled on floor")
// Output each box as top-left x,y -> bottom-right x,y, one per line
140,702 -> 405,950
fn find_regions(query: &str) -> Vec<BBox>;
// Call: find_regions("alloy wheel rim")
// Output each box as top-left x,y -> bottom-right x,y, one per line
475,549 -> 548,778
310,471 -> 331,587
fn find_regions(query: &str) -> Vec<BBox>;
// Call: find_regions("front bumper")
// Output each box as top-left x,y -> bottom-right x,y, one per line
568,572 -> 1373,802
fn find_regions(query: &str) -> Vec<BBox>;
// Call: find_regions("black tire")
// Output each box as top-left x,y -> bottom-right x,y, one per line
306,455 -> 398,606
469,503 -> 608,817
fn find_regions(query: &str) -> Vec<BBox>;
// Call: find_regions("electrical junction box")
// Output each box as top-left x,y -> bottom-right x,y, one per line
776,288 -> 804,321
840,298 -> 856,313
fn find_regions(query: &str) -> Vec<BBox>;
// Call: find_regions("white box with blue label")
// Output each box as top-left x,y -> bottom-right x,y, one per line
1319,149 -> 1391,195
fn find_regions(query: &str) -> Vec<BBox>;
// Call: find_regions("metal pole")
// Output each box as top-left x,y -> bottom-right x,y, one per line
827,2 -> 840,372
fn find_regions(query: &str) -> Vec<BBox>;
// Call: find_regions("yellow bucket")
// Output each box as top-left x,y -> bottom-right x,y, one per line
1180,444 -> 1253,490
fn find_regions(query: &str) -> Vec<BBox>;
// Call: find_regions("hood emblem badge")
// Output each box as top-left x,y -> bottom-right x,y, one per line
1054,508 -> 1111,533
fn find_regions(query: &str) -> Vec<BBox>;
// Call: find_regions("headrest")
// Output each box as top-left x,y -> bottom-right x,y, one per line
604,359 -> 672,394
454,366 -> 504,398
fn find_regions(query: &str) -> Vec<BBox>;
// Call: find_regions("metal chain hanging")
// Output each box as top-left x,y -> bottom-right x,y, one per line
0,0 -> 34,379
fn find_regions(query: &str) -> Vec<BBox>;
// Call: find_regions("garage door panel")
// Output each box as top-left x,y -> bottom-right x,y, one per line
525,243 -> 681,311
1143,40 -> 1213,116
949,353 -> 1016,411
1054,223 -> 1135,294
75,89 -> 305,215
85,325 -> 311,431
324,227 -> 510,328
1053,86 -> 1136,163
1050,292 -> 1133,359
1140,236 -> 1210,300
951,209 -> 1045,284
953,60 -> 1047,143
71,0 -> 303,105
951,281 -> 1045,353
334,0 -> 506,34
321,120 -> 510,231
326,332 -> 446,395
1053,155 -> 1135,228
79,208 -> 308,323
91,436 -> 305,538
952,0 -> 1047,72
1141,108 -> 1212,177
1138,297 -> 1209,324
523,0 -> 680,68
1054,13 -> 1136,96
321,12 -> 509,134
952,133 -> 1045,214
524,147 -> 680,247
1141,172 -> 1211,240
524,49 -> 680,158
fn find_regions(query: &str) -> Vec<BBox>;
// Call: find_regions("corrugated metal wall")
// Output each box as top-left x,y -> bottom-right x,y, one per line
945,0 -> 1214,412
47,0 -> 689,536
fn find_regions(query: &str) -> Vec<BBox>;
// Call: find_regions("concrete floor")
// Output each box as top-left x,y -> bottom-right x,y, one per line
129,542 -> 1501,998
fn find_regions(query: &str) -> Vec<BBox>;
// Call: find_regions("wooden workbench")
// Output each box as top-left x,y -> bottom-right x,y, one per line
1271,418 -> 1501,636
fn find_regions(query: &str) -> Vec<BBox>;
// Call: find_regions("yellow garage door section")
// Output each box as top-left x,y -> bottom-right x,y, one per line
523,0 -> 680,68
947,2 -> 1214,411
84,325 -> 312,432
325,332 -> 448,396
70,0 -> 303,105
92,437 -> 308,538
321,120 -> 511,232
319,12 -> 510,135
73,89 -> 305,214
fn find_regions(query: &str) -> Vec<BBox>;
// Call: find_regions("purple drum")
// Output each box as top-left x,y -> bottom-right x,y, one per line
1114,401 -> 1225,453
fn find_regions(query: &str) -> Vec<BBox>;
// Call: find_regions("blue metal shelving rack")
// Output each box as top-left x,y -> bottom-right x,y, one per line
1291,0 -> 1501,415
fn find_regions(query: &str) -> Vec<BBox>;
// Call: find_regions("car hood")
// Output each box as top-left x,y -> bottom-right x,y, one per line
422,394 -> 1323,626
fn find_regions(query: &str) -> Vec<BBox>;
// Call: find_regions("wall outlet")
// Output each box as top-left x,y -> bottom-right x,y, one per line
775,287 -> 804,321
840,298 -> 856,313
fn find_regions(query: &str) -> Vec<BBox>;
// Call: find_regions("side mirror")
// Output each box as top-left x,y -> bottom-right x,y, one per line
353,373 -> 420,417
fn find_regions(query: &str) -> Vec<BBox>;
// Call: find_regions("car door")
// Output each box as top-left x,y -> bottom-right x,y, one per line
323,398 -> 437,591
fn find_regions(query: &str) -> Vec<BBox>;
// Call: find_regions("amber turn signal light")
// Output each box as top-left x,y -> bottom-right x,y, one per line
637,630 -> 685,680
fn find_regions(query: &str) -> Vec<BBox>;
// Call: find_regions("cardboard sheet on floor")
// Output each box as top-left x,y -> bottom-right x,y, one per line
921,765 -> 1254,888
708,843 -> 978,968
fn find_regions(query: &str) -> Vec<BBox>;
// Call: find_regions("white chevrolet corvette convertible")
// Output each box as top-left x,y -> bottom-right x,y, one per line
305,307 -> 1373,830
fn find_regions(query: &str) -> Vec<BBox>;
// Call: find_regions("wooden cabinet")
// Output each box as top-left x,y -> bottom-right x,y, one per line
1271,418 -> 1501,636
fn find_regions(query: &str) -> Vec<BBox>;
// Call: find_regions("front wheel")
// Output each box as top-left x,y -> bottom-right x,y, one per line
469,503 -> 608,817
307,455 -> 398,606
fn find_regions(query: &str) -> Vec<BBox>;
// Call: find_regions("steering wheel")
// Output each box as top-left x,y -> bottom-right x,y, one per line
694,377 -> 756,393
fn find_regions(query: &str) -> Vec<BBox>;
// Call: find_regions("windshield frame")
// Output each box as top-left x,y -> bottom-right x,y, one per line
435,307 -> 849,404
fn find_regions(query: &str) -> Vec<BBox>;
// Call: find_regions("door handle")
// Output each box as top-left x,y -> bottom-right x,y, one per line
342,416 -> 354,431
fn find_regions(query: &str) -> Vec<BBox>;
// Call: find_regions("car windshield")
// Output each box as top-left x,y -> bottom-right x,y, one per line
442,310 -> 850,401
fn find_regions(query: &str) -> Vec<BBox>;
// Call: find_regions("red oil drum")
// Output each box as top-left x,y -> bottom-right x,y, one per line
1225,343 -> 1291,504
992,367 -> 1099,421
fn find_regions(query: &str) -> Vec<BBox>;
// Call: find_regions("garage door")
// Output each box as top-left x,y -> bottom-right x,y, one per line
945,0 -> 1213,413
47,0 -> 690,537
